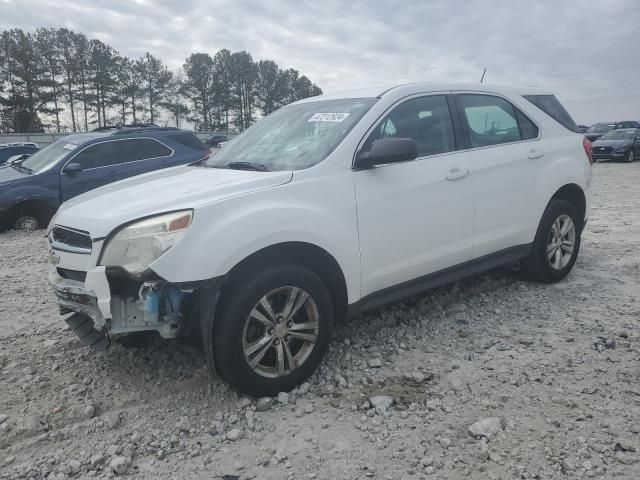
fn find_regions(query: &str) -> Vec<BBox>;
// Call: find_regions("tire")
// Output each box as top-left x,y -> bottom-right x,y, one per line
626,149 -> 635,163
14,215 -> 40,231
212,264 -> 332,397
521,199 -> 581,283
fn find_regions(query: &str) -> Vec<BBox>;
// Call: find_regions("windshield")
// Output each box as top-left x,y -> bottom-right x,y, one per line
205,98 -> 377,171
587,123 -> 615,134
600,130 -> 635,141
21,139 -> 76,173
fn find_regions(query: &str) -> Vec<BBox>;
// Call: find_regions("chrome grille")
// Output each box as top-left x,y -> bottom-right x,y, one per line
50,225 -> 92,253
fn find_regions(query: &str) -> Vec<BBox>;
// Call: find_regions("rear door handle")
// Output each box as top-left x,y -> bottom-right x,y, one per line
446,167 -> 469,181
527,149 -> 545,160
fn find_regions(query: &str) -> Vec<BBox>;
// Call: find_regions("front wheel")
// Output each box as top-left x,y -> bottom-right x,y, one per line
14,215 -> 40,231
626,149 -> 635,163
521,199 -> 581,283
212,264 -> 332,397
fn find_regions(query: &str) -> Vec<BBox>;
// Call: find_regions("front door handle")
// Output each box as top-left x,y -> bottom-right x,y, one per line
446,167 -> 469,181
527,149 -> 545,160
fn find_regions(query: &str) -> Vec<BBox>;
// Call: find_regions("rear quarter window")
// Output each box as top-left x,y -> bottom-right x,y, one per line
523,95 -> 579,133
168,133 -> 209,151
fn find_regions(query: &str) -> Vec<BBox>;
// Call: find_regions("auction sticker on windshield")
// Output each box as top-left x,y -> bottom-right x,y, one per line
308,112 -> 350,122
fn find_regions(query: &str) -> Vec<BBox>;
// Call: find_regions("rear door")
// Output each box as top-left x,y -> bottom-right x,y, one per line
452,93 -> 541,262
113,138 -> 174,180
60,141 -> 120,200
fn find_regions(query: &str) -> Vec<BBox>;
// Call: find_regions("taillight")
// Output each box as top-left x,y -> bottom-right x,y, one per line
583,137 -> 593,165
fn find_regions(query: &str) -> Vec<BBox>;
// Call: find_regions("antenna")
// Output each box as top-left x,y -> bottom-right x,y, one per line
480,67 -> 487,83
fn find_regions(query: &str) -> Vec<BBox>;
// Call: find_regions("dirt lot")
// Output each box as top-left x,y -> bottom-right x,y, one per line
0,162 -> 639,480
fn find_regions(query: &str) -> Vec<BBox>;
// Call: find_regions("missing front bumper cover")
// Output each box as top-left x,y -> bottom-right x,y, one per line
64,313 -> 110,351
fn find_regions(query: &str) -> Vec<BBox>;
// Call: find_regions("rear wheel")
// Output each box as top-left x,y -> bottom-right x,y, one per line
212,264 -> 332,397
522,199 -> 581,283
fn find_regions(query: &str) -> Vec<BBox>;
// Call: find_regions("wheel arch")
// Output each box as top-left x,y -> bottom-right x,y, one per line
218,241 -> 349,325
8,198 -> 57,227
549,183 -> 586,229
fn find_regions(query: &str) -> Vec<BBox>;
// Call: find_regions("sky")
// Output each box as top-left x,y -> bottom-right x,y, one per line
1,0 -> 639,125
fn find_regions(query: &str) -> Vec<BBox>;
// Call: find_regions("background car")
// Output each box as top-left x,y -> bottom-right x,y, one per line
205,133 -> 228,148
584,122 -> 616,142
577,124 -> 589,133
0,142 -> 39,164
0,126 -> 211,231
615,120 -> 640,129
591,128 -> 639,163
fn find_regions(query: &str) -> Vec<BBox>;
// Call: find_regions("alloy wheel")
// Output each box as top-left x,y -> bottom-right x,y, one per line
546,214 -> 575,270
242,286 -> 319,378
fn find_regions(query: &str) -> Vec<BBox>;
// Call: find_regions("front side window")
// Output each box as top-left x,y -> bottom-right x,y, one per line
457,94 -> 536,147
72,141 -> 120,169
205,98 -> 377,171
361,95 -> 456,158
118,139 -> 172,163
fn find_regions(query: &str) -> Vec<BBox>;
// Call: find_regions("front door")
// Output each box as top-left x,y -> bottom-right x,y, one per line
60,141 -> 120,201
353,94 -> 475,297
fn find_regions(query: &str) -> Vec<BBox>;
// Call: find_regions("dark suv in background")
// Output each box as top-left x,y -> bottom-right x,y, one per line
0,126 -> 210,231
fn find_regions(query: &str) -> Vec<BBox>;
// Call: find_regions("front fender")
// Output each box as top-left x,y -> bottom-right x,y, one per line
150,170 -> 362,303
0,177 -> 60,213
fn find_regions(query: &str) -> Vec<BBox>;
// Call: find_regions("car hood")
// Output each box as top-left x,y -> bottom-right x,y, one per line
0,164 -> 30,186
592,140 -> 630,148
54,165 -> 293,238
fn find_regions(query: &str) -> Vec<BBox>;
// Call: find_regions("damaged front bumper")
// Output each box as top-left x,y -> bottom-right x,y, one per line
49,264 -> 191,345
49,266 -> 111,328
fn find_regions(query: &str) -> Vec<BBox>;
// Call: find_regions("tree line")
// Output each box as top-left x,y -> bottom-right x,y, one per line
0,28 -> 322,134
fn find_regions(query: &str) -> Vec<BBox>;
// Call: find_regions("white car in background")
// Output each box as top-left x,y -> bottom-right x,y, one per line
47,82 -> 592,396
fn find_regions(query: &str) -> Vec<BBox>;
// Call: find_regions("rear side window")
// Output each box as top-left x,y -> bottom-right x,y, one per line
457,94 -> 536,147
72,141 -> 120,169
523,94 -> 579,133
362,94 -> 456,158
119,139 -> 172,163
169,133 -> 208,151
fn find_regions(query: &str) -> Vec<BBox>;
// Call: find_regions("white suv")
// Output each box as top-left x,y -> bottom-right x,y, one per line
47,83 -> 592,396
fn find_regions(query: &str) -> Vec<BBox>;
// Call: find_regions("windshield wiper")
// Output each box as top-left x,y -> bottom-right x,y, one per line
13,163 -> 33,174
225,161 -> 269,172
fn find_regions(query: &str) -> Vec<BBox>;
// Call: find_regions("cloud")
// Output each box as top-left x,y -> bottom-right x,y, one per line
1,0 -> 639,123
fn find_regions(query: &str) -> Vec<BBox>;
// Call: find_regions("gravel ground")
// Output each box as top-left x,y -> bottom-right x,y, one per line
0,162 -> 639,480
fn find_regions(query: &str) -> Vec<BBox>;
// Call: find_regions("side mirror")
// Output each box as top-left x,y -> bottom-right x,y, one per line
355,138 -> 418,170
63,162 -> 83,174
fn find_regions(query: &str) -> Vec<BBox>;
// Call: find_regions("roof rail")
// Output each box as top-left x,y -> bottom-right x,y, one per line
111,126 -> 182,136
92,123 -> 160,132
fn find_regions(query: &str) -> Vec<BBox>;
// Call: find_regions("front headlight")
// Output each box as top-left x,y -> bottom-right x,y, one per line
100,210 -> 193,274
615,146 -> 627,153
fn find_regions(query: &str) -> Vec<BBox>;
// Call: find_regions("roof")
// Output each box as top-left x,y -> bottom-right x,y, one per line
59,132 -> 111,145
58,127 -> 187,146
293,82 -> 553,104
